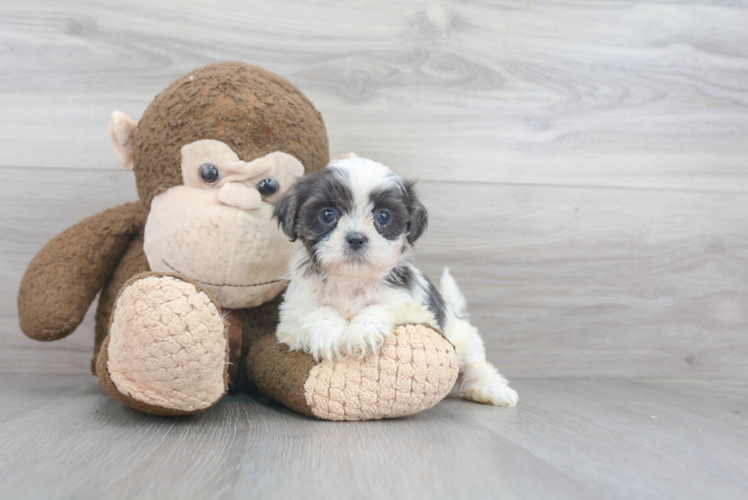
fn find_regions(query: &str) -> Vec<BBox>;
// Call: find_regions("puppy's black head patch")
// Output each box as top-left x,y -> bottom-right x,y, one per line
274,168 -> 354,250
369,185 -> 410,241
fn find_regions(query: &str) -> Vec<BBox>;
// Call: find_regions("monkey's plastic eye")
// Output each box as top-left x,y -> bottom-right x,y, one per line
257,178 -> 279,197
199,164 -> 220,185
375,209 -> 391,225
320,208 -> 337,224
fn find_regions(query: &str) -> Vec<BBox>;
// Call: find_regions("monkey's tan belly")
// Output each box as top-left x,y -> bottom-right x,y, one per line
143,186 -> 297,309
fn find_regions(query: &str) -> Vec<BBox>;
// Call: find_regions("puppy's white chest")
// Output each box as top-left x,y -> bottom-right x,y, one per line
320,282 -> 383,320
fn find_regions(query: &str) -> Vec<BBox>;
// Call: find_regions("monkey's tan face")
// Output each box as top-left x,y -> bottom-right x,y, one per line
143,140 -> 304,309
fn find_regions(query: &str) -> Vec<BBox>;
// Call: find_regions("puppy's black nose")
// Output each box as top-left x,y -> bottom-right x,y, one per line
346,233 -> 367,250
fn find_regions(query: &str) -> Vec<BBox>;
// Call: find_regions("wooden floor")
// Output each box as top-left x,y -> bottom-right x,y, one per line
1,374 -> 746,500
2,0 -> 748,498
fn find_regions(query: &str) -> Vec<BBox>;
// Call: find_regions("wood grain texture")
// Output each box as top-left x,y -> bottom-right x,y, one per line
0,374 -> 747,500
4,2 -> 748,497
0,1 -> 747,190
1,1 -> 748,378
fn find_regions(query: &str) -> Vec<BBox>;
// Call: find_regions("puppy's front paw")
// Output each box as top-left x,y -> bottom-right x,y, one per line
277,308 -> 349,362
304,323 -> 349,362
343,316 -> 392,358
460,363 -> 519,407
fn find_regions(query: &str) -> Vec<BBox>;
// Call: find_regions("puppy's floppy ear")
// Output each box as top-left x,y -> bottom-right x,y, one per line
274,187 -> 300,241
405,181 -> 428,245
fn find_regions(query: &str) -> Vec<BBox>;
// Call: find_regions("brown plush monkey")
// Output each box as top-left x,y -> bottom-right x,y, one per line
17,62 -> 458,420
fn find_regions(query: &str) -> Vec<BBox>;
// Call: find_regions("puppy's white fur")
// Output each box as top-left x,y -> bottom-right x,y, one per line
275,158 -> 518,407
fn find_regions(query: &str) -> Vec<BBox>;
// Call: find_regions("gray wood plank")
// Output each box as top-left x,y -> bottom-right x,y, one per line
3,168 -> 748,378
2,1 -> 747,498
413,180 -> 748,380
0,168 -> 137,376
0,0 -> 746,191
462,378 -> 748,500
0,374 -> 746,500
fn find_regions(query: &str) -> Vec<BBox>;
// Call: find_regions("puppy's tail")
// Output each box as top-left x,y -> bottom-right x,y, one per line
440,267 -> 469,320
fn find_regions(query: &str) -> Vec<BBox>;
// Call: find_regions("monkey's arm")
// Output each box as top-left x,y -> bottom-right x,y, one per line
18,202 -> 147,341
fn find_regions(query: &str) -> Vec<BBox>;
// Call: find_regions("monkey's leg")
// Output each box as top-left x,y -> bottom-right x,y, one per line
96,272 -> 229,416
243,315 -> 460,421
92,233 -> 149,373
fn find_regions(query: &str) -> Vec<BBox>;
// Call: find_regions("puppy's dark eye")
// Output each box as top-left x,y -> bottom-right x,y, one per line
375,209 -> 391,225
320,208 -> 338,224
199,164 -> 220,185
257,178 -> 278,197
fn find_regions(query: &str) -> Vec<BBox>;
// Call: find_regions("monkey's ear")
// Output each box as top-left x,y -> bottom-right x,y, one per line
405,181 -> 428,245
274,188 -> 300,241
108,111 -> 138,171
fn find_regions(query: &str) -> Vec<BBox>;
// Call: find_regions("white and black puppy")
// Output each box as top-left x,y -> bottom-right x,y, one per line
273,157 -> 518,407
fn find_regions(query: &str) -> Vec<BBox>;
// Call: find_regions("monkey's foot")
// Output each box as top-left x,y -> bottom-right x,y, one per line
96,273 -> 229,416
247,324 -> 459,421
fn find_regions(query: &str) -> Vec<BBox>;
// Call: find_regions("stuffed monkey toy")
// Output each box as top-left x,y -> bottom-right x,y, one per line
17,62 -> 458,420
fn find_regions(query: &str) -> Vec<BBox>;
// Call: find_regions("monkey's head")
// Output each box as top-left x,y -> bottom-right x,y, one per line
109,62 -> 329,308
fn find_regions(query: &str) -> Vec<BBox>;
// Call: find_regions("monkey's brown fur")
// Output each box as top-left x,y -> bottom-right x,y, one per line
17,62 -> 458,419
133,63 -> 329,208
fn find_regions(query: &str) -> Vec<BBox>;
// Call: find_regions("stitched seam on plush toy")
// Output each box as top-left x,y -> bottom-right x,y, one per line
162,259 -> 287,288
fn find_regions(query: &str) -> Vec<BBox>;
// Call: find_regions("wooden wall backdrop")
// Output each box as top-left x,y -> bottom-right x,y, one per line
1,0 -> 747,379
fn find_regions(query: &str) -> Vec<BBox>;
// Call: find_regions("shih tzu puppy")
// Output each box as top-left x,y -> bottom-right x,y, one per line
273,157 -> 518,407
